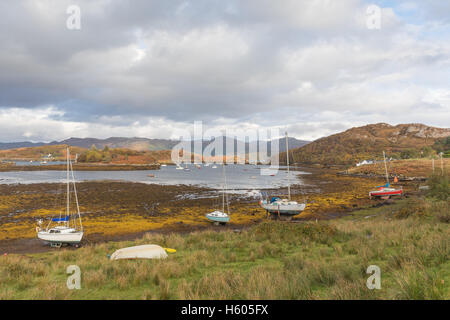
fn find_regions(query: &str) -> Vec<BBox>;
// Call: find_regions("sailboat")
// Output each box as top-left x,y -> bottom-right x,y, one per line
206,163 -> 230,225
369,151 -> 403,199
36,148 -> 83,246
260,132 -> 306,218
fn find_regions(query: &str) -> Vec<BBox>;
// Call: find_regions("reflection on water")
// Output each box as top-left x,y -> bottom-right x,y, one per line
0,164 -> 309,190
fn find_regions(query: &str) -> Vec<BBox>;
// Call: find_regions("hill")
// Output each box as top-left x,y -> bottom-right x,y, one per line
77,146 -> 172,164
51,137 -> 179,151
0,144 -> 172,165
0,138 -> 179,151
0,145 -> 86,161
0,141 -> 46,150
285,123 -> 450,166
0,136 -> 309,154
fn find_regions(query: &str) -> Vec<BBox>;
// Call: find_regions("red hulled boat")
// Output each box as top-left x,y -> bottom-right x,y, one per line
368,151 -> 403,199
369,186 -> 403,198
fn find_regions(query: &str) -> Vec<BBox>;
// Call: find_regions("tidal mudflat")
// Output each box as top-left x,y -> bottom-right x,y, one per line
0,167 -> 422,254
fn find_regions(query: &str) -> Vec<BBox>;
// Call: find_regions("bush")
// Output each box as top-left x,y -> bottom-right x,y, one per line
400,149 -> 420,159
427,174 -> 449,201
432,136 -> 450,154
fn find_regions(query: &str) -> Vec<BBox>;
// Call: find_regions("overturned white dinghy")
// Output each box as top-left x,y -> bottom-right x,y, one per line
110,244 -> 168,261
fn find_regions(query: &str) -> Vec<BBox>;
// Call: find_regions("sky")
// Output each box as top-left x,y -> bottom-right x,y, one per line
0,0 -> 449,142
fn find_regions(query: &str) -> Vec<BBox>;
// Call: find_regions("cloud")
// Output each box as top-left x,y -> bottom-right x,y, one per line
0,0 -> 448,142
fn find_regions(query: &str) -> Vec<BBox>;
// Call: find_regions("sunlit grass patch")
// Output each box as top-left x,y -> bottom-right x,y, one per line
0,194 -> 448,300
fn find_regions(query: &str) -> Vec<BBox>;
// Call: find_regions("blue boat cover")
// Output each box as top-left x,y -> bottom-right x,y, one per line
270,197 -> 280,203
375,182 -> 390,188
52,216 -> 69,222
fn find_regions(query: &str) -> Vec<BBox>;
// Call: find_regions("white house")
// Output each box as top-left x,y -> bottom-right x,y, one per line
356,160 -> 375,167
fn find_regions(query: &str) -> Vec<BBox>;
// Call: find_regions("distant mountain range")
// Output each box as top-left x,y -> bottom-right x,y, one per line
284,123 -> 450,165
0,136 -> 310,154
1,123 -> 448,165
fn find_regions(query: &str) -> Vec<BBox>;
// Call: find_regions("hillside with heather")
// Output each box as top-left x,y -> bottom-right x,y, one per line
77,146 -> 172,164
54,137 -> 179,151
0,144 -> 172,165
285,123 -> 450,166
0,145 -> 86,161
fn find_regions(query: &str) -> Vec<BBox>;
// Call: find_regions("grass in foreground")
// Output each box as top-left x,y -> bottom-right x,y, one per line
0,195 -> 448,300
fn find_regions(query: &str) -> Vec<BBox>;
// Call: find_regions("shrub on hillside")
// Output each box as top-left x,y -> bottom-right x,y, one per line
427,173 -> 449,201
400,148 -> 420,159
432,136 -> 450,154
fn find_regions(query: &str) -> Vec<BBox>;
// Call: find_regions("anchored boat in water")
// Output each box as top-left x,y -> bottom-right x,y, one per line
36,148 -> 83,246
260,132 -> 307,219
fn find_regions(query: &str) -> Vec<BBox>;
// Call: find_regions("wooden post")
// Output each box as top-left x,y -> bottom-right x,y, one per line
440,152 -> 444,175
432,158 -> 435,173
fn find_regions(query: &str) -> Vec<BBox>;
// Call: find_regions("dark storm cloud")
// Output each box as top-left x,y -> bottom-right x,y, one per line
0,0 -> 448,141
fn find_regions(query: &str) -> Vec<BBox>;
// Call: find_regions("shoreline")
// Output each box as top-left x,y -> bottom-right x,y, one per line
0,163 -> 160,171
0,167 -> 423,254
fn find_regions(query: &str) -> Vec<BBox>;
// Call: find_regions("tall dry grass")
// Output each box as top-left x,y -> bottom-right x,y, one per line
0,197 -> 448,299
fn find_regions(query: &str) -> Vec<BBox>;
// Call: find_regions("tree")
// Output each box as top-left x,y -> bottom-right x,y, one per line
86,149 -> 102,162
422,146 -> 435,158
433,137 -> 450,154
400,149 -> 419,159
77,153 -> 87,162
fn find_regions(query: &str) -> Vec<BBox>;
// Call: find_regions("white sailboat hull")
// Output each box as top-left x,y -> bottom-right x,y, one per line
259,132 -> 306,217
37,231 -> 83,244
206,211 -> 230,223
36,148 -> 84,246
261,201 -> 306,216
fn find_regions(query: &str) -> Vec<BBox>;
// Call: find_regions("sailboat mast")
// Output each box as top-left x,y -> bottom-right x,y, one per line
69,157 -> 83,231
383,151 -> 389,184
222,164 -> 225,213
224,163 -> 230,214
66,147 -> 70,227
286,132 -> 291,200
